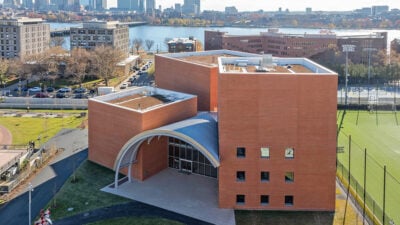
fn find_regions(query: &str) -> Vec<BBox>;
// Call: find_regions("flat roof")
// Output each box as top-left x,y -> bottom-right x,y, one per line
218,56 -> 337,75
0,150 -> 26,174
159,50 -> 260,67
91,87 -> 196,113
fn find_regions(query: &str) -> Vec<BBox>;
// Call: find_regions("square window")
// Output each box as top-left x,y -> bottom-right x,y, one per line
236,171 -> 245,182
261,147 -> 270,158
236,194 -> 245,205
261,171 -> 270,182
260,195 -> 269,205
237,147 -> 246,158
285,172 -> 294,183
285,195 -> 294,206
285,147 -> 294,159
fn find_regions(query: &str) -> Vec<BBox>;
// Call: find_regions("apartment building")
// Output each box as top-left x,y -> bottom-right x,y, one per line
70,20 -> 129,56
0,17 -> 50,60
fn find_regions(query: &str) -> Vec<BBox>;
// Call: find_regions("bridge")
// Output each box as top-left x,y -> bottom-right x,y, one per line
50,21 -> 147,37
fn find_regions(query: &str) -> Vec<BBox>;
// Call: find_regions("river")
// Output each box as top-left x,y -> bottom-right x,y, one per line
48,23 -> 400,52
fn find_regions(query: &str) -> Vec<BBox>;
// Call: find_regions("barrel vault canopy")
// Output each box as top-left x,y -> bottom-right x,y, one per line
114,112 -> 220,171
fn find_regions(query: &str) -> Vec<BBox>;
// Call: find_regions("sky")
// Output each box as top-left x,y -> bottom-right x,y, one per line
107,0 -> 400,12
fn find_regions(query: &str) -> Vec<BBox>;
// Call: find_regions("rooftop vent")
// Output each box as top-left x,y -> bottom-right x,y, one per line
262,54 -> 273,67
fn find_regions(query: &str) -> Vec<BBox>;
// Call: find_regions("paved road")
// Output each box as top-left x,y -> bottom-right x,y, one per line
0,129 -> 88,225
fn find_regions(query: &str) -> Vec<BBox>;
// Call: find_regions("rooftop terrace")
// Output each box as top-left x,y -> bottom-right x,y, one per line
91,87 -> 196,113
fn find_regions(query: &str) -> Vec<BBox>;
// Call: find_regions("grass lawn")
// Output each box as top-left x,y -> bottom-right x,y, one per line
49,161 -> 130,220
0,112 -> 86,145
337,110 -> 400,225
85,217 -> 183,225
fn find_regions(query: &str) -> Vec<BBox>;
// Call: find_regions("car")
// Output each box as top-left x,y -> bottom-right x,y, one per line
34,92 -> 50,98
120,83 -> 128,89
46,87 -> 55,92
73,87 -> 87,93
58,87 -> 71,93
56,92 -> 68,98
28,87 -> 41,92
74,93 -> 88,99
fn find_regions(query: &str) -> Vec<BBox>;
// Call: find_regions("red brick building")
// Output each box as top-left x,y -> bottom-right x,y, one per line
89,50 -> 337,211
205,29 -> 387,63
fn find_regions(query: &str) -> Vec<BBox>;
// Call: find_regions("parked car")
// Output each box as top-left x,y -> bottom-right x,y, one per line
74,93 -> 88,99
58,87 -> 71,93
56,92 -> 68,98
46,87 -> 55,92
28,87 -> 41,92
73,87 -> 87,93
34,92 -> 50,98
120,83 -> 128,89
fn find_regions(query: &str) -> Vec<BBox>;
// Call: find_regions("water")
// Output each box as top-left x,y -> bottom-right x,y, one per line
48,22 -> 400,52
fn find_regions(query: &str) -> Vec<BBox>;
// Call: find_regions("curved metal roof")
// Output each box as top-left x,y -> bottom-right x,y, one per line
114,112 -> 220,173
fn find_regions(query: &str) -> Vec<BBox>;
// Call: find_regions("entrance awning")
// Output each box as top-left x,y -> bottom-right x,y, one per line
114,112 -> 220,176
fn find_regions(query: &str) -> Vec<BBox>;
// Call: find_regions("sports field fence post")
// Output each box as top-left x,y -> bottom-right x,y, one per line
383,165 -> 387,225
363,148 -> 367,225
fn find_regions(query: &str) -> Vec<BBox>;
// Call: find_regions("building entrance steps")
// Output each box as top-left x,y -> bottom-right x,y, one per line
102,168 -> 235,225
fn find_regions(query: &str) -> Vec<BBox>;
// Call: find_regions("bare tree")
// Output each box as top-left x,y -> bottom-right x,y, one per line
50,36 -> 66,47
8,59 -> 31,93
91,45 -> 124,86
145,39 -> 155,52
66,48 -> 90,86
132,38 -> 143,54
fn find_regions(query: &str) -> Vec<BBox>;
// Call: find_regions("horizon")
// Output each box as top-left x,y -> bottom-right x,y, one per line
107,0 -> 400,12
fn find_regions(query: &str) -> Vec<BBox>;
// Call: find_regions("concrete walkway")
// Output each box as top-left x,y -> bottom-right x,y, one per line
102,168 -> 236,225
0,125 -> 12,145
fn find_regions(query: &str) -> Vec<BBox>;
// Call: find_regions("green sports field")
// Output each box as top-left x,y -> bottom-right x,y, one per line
337,110 -> 400,225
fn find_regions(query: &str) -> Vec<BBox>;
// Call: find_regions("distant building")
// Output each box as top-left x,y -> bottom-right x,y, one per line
117,0 -> 139,11
88,0 -> 106,11
0,17 -> 50,60
354,7 -> 372,15
22,0 -> 33,9
174,3 -> 181,13
35,0 -> 49,11
337,32 -> 387,64
182,0 -> 200,15
205,29 -> 388,63
70,21 -> 129,57
372,5 -> 389,16
167,37 -> 200,53
146,0 -> 156,14
225,6 -> 238,15
306,7 -> 312,14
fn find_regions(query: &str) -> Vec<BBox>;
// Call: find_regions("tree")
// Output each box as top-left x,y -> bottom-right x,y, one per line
66,48 -> 90,85
50,36 -> 66,47
145,39 -> 155,52
91,45 -> 124,86
0,59 -> 10,89
8,59 -> 31,93
132,38 -> 143,54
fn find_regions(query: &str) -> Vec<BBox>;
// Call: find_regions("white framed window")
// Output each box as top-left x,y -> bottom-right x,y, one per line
261,147 -> 270,158
285,147 -> 294,159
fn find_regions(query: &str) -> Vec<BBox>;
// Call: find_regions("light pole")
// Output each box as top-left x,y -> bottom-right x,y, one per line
363,47 -> 377,99
28,182 -> 34,225
343,44 -> 355,106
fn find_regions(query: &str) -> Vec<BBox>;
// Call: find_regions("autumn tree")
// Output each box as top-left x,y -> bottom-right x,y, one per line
0,59 -> 10,89
66,48 -> 91,85
91,45 -> 124,86
145,39 -> 155,52
8,59 -> 31,89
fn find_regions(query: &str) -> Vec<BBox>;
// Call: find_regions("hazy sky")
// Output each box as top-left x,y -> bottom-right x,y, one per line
108,0 -> 400,11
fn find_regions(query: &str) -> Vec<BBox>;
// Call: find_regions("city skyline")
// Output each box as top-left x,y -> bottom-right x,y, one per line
108,0 -> 400,11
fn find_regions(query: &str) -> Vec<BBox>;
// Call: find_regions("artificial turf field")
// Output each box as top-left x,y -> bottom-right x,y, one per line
336,110 -> 400,225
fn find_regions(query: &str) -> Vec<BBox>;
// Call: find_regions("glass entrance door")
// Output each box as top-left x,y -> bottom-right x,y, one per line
180,159 -> 192,173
